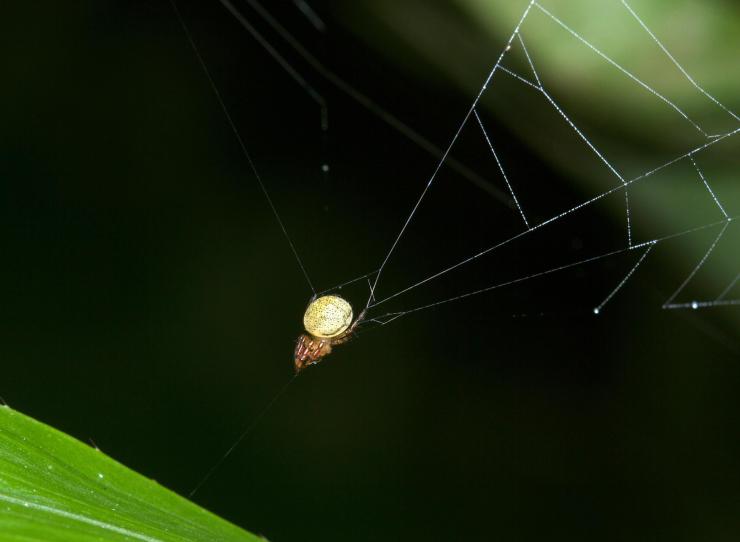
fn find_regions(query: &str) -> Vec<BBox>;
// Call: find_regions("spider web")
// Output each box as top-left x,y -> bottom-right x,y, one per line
325,0 -> 740,326
173,0 -> 739,327
172,0 -> 738,495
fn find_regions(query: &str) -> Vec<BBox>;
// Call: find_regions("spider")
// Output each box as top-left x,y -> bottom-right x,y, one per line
294,295 -> 366,373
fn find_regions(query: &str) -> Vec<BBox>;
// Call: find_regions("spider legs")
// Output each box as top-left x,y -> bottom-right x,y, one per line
331,308 -> 367,347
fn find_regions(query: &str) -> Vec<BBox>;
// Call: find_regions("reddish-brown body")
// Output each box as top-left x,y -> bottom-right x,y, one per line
294,334 -> 332,372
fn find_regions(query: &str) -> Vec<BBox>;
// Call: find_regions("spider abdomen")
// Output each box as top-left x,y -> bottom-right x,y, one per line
303,295 -> 353,338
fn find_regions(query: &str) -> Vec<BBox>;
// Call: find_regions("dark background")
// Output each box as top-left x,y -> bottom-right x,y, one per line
2,1 -> 739,541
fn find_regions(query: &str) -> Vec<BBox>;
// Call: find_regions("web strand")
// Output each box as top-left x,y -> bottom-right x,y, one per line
371,247 -> 629,321
690,156 -> 729,218
620,0 -> 740,123
188,374 -> 298,498
473,109 -> 530,229
317,269 -> 379,296
516,32 -> 542,88
359,0 -> 740,311
366,217 -> 733,324
593,242 -> 654,314
663,220 -> 731,308
367,0 -> 538,309
223,0 -> 512,205
368,126 -> 737,311
625,189 -> 633,247
664,299 -> 740,310
533,2 -> 717,138
716,272 -> 740,302
169,0 -> 316,295
502,32 -> 633,244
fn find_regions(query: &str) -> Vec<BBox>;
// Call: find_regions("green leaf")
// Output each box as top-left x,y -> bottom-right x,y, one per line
0,406 -> 261,542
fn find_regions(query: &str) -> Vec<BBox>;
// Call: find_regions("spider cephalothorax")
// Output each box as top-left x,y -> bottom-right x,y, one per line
294,295 -> 363,372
